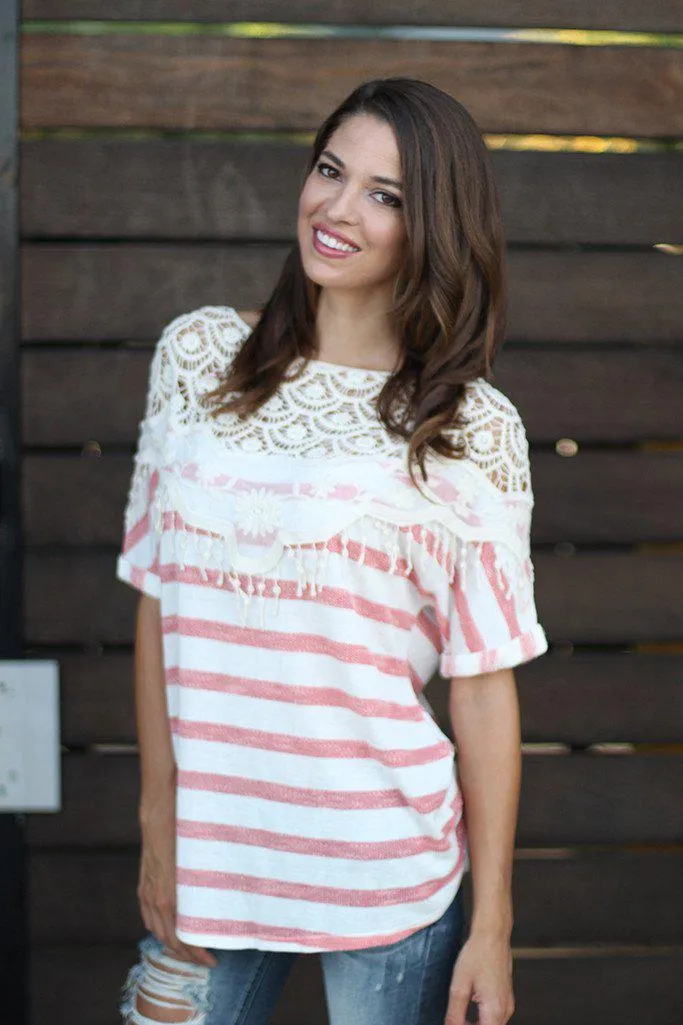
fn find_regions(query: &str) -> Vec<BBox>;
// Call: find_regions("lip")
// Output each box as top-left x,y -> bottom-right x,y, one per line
312,222 -> 361,251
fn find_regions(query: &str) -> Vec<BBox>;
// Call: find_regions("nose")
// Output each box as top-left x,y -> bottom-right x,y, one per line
324,183 -> 359,224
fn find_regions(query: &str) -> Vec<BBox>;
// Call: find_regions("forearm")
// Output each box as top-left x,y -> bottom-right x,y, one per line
134,593 -> 176,818
448,667 -> 521,939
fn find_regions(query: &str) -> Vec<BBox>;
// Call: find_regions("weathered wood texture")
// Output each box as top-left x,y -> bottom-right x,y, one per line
38,650 -> 683,746
27,848 -> 683,945
20,245 -> 683,343
0,2 -> 26,1020
21,36 -> 683,136
21,347 -> 683,443
21,0 -> 683,31
24,752 -> 683,848
21,549 -> 683,646
21,451 -> 683,546
16,8 -> 683,1022
20,142 -> 683,247
28,943 -> 683,1025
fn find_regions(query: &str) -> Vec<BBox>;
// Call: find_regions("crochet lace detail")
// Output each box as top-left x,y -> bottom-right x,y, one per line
144,305 -> 531,496
121,306 -> 536,626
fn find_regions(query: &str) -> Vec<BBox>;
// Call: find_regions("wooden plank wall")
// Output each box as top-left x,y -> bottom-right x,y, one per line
19,3 -> 683,1023
1,3 -> 27,1022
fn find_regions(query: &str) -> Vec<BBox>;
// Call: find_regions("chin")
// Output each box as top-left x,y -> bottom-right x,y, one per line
300,253 -> 354,290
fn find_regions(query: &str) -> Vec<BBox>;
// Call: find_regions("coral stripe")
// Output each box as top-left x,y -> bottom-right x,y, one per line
122,471 -> 159,549
481,542 -> 521,637
177,769 -> 448,813
450,578 -> 485,653
177,812 -> 458,859
416,606 -> 441,650
167,666 -> 423,721
170,717 -> 453,766
162,615 -> 408,677
408,664 -> 426,697
521,629 -> 539,660
129,565 -> 154,591
160,563 -> 415,631
176,901 -> 459,951
177,854 -> 463,906
122,512 -> 150,552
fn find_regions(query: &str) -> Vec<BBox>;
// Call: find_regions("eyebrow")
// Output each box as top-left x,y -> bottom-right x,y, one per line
321,149 -> 403,191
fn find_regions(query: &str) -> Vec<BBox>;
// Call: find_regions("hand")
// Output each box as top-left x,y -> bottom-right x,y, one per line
444,931 -> 514,1025
137,797 -> 217,968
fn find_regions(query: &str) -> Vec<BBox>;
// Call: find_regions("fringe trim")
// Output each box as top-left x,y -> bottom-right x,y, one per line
143,474 -> 531,628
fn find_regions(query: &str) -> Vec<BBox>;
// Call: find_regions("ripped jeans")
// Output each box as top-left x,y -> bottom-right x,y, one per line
119,888 -> 467,1025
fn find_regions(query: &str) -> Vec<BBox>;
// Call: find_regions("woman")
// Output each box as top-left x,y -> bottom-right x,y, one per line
117,78 -> 548,1025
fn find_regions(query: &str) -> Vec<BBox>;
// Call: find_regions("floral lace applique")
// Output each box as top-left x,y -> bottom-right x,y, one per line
125,306 -> 535,625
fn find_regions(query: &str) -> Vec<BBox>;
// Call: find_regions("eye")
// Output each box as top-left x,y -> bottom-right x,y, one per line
373,190 -> 402,209
316,161 -> 340,180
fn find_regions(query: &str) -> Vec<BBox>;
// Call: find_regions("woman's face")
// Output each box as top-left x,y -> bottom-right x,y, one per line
297,113 -> 407,300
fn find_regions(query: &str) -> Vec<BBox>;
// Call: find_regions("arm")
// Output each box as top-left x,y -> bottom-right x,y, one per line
450,666 -> 520,936
445,666 -> 520,1025
133,593 -> 217,967
134,592 -> 175,809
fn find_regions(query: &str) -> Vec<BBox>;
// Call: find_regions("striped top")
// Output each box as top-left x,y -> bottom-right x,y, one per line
116,305 -> 548,952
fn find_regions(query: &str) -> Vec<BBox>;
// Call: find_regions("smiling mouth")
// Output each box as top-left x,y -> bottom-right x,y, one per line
313,227 -> 361,254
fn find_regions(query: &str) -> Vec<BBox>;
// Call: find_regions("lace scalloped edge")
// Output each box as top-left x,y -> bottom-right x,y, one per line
127,468 -> 535,629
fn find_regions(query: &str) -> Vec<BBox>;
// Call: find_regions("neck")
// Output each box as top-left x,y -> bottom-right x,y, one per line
314,288 -> 402,372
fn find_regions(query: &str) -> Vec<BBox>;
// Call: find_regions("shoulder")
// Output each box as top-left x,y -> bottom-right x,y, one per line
144,305 -> 252,416
156,305 -> 252,367
456,378 -> 532,497
460,378 -> 525,429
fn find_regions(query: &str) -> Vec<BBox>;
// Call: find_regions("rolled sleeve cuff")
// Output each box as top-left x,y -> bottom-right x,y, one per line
116,554 -> 162,600
440,623 -> 548,679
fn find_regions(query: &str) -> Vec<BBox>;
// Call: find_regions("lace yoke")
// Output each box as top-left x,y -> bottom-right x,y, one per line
127,305 -> 535,624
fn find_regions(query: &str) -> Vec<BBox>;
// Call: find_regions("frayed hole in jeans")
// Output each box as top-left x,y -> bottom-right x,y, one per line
119,939 -> 212,1024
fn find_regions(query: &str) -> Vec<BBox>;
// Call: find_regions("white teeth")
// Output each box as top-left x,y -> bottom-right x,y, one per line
315,229 -> 359,253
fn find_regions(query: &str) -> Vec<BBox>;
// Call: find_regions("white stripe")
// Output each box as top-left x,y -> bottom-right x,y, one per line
173,689 -> 445,747
176,833 -> 459,890
176,874 -> 463,941
173,737 -> 455,798
163,635 -> 419,693
176,777 -> 457,843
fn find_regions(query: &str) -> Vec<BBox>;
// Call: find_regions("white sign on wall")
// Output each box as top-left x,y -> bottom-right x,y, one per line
0,660 -> 61,812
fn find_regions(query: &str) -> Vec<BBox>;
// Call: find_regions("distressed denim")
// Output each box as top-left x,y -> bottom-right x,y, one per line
119,887 -> 467,1025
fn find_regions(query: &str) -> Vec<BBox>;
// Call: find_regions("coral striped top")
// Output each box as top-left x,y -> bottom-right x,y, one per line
116,305 -> 548,952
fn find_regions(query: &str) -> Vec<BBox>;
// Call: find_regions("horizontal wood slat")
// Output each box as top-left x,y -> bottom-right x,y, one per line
21,347 -> 683,444
20,142 -> 683,247
37,650 -> 683,747
21,245 -> 683,344
23,550 -> 683,646
24,752 -> 683,847
530,451 -> 683,542
21,36 -> 683,136
27,849 -> 683,945
28,943 -> 683,1025
21,1 -> 683,32
433,652 -> 683,747
22,451 -> 683,546
21,243 -> 287,340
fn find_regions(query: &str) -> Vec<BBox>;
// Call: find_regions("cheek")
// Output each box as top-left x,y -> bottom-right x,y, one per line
373,217 -> 407,267
298,179 -> 324,221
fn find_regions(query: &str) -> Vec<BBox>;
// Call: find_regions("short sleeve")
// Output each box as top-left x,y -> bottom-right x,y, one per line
438,539 -> 548,678
115,305 -> 251,599
115,324 -> 174,599
436,384 -> 548,677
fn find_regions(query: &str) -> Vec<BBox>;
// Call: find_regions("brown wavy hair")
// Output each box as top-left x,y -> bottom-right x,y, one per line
204,77 -> 508,489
